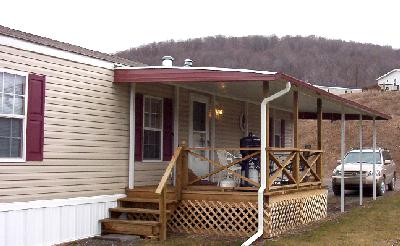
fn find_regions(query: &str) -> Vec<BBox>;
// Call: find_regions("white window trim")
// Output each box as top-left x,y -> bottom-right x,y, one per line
142,95 -> 164,162
0,68 -> 28,163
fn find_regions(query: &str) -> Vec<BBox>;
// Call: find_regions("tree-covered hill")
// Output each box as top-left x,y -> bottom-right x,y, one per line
117,35 -> 400,88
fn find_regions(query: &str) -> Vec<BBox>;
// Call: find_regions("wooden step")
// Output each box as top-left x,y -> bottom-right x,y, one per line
119,197 -> 177,204
126,190 -> 177,200
101,219 -> 159,237
110,207 -> 171,214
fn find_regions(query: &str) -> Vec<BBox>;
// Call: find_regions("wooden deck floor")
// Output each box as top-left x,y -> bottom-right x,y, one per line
127,183 -> 325,202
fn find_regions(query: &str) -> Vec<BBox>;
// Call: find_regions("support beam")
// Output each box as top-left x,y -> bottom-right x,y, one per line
340,113 -> 345,213
317,98 -> 323,180
245,101 -> 249,136
359,114 -> 363,205
372,117 -> 377,200
211,94 -> 216,182
293,91 -> 300,186
263,81 -> 270,192
173,86 -> 180,186
128,84 -> 136,189
293,91 -> 299,148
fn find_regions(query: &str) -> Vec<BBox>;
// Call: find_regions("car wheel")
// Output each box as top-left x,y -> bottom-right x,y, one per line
377,180 -> 386,196
388,177 -> 396,191
332,186 -> 340,196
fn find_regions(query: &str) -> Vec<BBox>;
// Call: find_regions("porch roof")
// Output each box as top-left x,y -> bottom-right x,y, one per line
114,66 -> 390,121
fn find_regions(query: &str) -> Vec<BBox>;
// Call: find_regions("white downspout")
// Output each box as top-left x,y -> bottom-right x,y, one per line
242,82 -> 291,246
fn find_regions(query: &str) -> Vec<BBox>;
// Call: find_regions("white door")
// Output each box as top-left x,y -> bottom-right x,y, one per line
189,94 -> 210,178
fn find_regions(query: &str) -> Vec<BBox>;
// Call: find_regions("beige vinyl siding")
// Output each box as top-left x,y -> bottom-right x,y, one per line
0,44 -> 130,202
134,83 -> 174,187
215,97 -> 246,147
178,87 -> 190,145
246,104 -> 293,147
248,103 -> 261,137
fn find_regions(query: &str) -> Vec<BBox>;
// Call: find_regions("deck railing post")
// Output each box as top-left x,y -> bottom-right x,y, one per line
159,186 -> 167,241
263,82 -> 270,192
293,91 -> 300,187
175,153 -> 183,201
181,141 -> 189,189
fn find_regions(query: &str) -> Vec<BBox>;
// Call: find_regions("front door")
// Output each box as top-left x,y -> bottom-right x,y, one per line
189,94 -> 210,178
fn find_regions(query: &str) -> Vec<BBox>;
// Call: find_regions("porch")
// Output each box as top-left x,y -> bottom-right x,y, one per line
100,66 -> 389,242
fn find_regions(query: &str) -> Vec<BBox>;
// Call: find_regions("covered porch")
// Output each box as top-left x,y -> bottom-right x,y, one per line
102,66 -> 390,241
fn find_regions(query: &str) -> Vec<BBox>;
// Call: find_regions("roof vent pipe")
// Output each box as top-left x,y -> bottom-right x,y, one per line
184,59 -> 193,67
162,56 -> 174,67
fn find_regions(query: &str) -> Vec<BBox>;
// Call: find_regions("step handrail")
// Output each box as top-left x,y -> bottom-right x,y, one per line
155,146 -> 183,241
155,146 -> 183,194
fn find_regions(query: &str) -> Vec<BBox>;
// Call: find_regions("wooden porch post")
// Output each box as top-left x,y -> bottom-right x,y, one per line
159,186 -> 167,241
181,141 -> 189,189
316,98 -> 323,181
263,81 -> 270,191
293,91 -> 300,187
175,152 -> 183,201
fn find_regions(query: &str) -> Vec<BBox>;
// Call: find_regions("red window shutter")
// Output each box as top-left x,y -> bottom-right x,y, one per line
26,74 -> 46,161
281,119 -> 286,147
135,93 -> 143,161
163,98 -> 174,161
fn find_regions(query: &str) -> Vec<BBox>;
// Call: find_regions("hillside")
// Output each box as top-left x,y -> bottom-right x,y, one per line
117,35 -> 400,88
299,91 -> 400,178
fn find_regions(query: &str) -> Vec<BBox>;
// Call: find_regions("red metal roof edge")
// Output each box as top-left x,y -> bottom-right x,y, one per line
275,72 -> 391,120
114,67 -> 276,83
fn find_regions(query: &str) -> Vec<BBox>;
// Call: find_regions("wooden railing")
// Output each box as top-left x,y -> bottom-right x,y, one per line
186,147 -> 261,187
155,146 -> 323,240
266,147 -> 323,193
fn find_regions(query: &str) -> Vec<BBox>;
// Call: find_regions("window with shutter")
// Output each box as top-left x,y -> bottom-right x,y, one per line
0,69 -> 28,162
136,95 -> 174,162
143,96 -> 163,161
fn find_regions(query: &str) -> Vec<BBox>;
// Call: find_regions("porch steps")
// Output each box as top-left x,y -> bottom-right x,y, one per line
119,197 -> 177,204
109,207 -> 172,215
101,187 -> 177,239
101,219 -> 160,237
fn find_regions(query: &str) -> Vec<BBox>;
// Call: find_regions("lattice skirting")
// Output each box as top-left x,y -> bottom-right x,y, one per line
167,189 -> 327,238
267,189 -> 328,237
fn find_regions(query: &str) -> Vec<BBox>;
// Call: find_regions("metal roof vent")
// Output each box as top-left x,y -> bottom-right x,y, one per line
184,58 -> 193,67
162,56 -> 174,67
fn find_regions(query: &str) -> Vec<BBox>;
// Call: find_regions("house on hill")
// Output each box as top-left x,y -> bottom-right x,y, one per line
377,69 -> 400,91
0,25 -> 391,246
313,84 -> 362,95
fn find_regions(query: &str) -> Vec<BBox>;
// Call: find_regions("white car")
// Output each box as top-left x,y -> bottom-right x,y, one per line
332,148 -> 396,196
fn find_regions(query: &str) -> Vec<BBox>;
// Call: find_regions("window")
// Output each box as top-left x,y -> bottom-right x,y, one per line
143,96 -> 163,160
0,70 -> 27,160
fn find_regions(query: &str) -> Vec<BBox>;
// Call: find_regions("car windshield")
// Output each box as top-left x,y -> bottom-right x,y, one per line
344,152 -> 381,164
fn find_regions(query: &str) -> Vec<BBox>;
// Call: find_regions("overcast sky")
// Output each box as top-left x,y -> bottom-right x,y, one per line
1,0 -> 399,54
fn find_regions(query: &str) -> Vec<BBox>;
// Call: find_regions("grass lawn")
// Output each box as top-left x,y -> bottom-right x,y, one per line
140,193 -> 400,246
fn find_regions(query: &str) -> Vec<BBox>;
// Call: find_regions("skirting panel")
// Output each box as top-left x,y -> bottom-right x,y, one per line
0,194 -> 125,246
168,189 -> 327,238
267,189 -> 328,237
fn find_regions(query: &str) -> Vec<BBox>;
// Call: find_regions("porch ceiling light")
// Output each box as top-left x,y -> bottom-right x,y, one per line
214,103 -> 224,119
